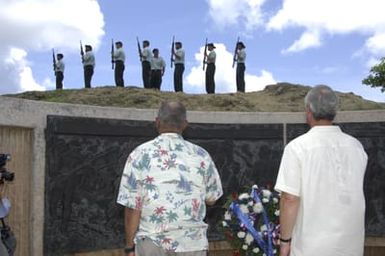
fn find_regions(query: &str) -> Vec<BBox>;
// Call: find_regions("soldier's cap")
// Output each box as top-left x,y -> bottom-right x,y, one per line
237,42 -> 246,48
207,43 -> 216,48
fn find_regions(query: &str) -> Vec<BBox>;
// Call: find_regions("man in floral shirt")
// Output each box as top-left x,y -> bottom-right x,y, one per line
117,101 -> 223,256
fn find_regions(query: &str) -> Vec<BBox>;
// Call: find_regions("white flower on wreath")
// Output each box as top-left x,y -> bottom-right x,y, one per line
245,233 -> 254,245
224,211 -> 231,220
222,221 -> 228,227
262,198 -> 269,203
253,202 -> 263,213
273,197 -> 279,204
242,244 -> 248,250
275,210 -> 280,216
240,204 -> 249,214
252,184 -> 259,190
262,189 -> 272,198
252,247 -> 260,254
248,201 -> 254,206
238,193 -> 250,200
260,225 -> 267,231
237,231 -> 246,238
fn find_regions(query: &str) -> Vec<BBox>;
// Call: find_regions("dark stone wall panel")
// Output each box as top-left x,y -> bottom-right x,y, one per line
44,116 -> 283,255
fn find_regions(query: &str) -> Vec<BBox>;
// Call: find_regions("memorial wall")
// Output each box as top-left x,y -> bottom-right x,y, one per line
0,96 -> 384,255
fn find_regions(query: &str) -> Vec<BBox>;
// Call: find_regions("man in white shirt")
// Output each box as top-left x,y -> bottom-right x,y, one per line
150,48 -> 166,90
141,40 -> 152,89
82,45 -> 95,88
205,43 -> 216,94
172,42 -> 185,92
235,42 -> 246,92
113,41 -> 125,87
275,85 -> 368,256
55,53 -> 65,90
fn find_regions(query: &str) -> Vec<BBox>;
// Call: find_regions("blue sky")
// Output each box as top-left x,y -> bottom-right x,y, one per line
1,0 -> 384,102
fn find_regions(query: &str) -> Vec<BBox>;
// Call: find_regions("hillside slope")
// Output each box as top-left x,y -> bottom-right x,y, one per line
4,82 -> 385,112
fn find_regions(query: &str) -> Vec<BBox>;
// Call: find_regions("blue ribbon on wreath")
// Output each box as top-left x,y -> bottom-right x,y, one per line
251,187 -> 273,256
229,187 -> 273,256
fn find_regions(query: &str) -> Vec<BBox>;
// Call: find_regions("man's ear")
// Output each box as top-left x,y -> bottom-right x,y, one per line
181,120 -> 188,131
305,107 -> 313,125
155,117 -> 160,130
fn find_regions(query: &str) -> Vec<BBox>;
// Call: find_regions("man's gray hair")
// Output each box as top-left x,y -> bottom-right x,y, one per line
304,85 -> 339,121
157,101 -> 187,128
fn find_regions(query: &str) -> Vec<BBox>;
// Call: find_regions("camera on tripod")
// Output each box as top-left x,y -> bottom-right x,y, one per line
0,154 -> 14,183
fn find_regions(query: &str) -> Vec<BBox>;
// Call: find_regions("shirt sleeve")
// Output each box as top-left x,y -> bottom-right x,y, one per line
204,155 -> 223,202
117,149 -> 144,210
274,143 -> 301,197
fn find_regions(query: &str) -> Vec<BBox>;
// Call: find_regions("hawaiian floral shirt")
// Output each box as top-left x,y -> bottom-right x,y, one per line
117,133 -> 223,252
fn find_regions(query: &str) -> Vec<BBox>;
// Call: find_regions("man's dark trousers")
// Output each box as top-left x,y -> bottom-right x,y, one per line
151,70 -> 162,90
236,63 -> 245,92
205,63 -> 215,94
142,61 -> 151,89
174,64 -> 184,92
84,65 -> 94,88
114,60 -> 125,87
55,71 -> 63,89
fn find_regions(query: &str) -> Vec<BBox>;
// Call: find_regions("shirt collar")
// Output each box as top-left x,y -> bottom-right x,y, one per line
159,132 -> 183,138
309,125 -> 341,133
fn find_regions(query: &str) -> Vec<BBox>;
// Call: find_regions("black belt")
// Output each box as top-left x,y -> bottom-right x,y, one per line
115,60 -> 124,63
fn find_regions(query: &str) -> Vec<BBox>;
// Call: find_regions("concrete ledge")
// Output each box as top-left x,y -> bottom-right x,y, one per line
1,96 -> 385,256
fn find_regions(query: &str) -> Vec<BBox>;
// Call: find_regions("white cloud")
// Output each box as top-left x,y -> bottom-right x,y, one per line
5,48 -> 46,92
0,0 -> 104,94
282,31 -> 321,54
186,43 -> 276,93
365,33 -> 385,56
267,0 -> 385,54
206,0 -> 266,30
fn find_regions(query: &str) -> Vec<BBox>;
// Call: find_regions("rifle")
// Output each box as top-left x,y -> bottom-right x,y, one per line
202,38 -> 208,71
232,37 -> 240,68
170,35 -> 175,68
111,39 -> 114,70
136,37 -> 142,62
80,40 -> 84,63
52,48 -> 56,73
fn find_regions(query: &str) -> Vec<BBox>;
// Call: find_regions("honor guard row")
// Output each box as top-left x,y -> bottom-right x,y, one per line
53,38 -> 246,94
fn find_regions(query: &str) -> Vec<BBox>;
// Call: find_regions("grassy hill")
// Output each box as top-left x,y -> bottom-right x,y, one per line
4,82 -> 385,112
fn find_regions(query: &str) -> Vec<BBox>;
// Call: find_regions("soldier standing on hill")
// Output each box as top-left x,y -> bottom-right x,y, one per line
55,53 -> 65,90
173,42 -> 185,92
235,42 -> 246,93
150,48 -> 166,90
82,45 -> 95,88
205,43 -> 216,94
113,41 -> 125,87
141,40 -> 152,89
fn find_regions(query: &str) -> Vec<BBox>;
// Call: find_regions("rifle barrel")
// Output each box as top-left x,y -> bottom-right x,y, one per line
171,36 -> 175,68
232,37 -> 240,68
136,37 -> 142,62
202,38 -> 208,71
111,39 -> 114,70
52,48 -> 56,72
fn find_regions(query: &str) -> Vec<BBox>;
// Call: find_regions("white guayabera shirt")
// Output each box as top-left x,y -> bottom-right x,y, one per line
275,125 -> 368,256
